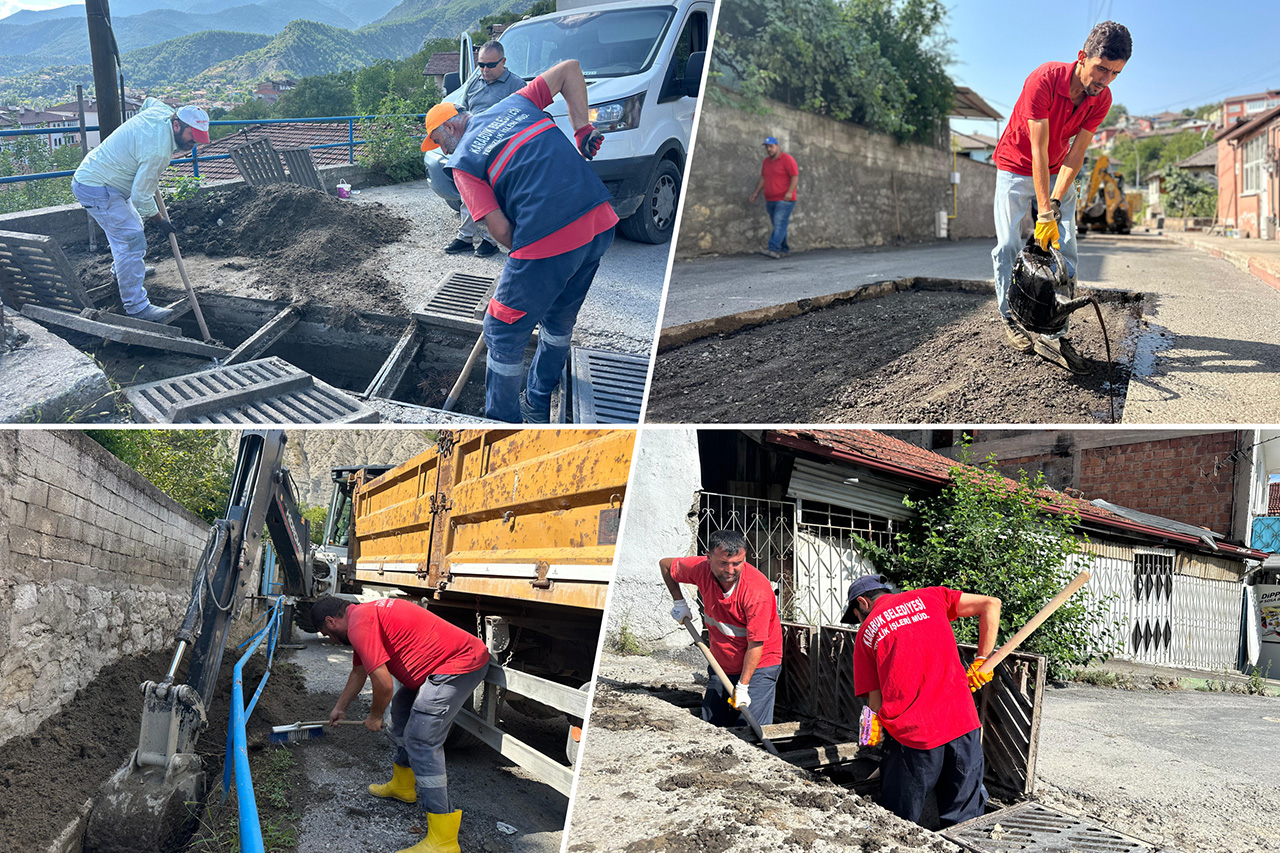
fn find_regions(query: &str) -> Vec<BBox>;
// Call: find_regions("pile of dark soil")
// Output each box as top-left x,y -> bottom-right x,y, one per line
647,290 -> 1142,424
0,637 -> 317,853
72,184 -> 413,317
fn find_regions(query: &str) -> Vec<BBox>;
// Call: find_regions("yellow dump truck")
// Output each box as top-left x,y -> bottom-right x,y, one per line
328,429 -> 634,793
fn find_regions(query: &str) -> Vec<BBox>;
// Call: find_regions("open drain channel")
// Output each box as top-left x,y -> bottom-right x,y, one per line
942,802 -> 1164,853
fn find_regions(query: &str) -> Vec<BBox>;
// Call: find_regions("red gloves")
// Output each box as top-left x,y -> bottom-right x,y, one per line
575,124 -> 603,160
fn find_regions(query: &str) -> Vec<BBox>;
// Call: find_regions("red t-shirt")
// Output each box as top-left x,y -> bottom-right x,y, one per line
669,556 -> 783,675
347,599 -> 490,689
851,587 -> 980,750
455,76 -> 619,261
761,152 -> 799,201
993,60 -> 1111,176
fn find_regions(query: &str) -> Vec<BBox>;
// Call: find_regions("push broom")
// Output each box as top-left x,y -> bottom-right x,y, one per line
270,719 -> 367,744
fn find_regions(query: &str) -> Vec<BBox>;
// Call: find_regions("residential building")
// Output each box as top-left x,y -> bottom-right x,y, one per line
0,107 -> 80,152
253,80 -> 296,104
44,96 -> 143,148
1215,105 -> 1280,239
951,130 -> 998,164
423,51 -> 473,93
1222,89 -> 1280,129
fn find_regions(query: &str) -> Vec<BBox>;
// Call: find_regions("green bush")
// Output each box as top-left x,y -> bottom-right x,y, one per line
854,444 -> 1119,680
86,430 -> 233,523
358,94 -> 428,183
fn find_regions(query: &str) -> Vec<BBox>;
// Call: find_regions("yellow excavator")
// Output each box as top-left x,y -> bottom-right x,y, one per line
1078,155 -> 1132,234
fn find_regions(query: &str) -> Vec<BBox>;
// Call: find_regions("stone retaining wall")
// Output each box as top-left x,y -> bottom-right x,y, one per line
0,430 -> 210,744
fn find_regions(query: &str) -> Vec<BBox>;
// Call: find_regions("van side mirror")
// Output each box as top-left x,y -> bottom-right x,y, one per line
444,72 -> 461,94
684,51 -> 706,98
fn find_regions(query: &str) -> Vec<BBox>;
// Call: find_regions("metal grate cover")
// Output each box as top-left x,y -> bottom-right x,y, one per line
413,271 -> 497,331
569,347 -> 647,424
0,229 -> 94,313
279,147 -> 327,193
943,802 -> 1160,853
228,138 -> 288,186
124,356 -> 378,424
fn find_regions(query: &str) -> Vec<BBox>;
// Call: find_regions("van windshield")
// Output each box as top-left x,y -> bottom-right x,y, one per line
502,6 -> 676,79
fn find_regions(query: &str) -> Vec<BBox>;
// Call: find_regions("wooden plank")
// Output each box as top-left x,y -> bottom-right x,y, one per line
167,373 -> 312,421
20,304 -> 231,358
81,307 -> 182,337
225,304 -> 301,365
776,741 -> 862,770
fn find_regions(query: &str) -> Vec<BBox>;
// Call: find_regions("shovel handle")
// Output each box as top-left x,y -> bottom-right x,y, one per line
978,569 -> 1091,674
154,191 -> 212,342
680,616 -> 780,755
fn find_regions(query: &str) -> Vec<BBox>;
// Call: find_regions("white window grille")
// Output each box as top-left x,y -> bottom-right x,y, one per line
1243,134 -> 1265,194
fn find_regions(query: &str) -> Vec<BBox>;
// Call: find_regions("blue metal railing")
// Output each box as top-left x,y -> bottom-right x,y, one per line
223,595 -> 287,853
0,114 -> 427,187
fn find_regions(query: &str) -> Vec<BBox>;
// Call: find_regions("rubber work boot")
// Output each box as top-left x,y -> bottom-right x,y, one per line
368,764 -> 417,804
1002,316 -> 1033,353
396,811 -> 462,853
1034,336 -> 1090,375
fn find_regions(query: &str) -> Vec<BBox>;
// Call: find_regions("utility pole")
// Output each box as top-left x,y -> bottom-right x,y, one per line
84,0 -> 122,141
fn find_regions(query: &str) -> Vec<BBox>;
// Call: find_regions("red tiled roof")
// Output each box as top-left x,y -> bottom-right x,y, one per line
1269,481 -> 1280,515
166,122 -> 360,181
767,429 -> 1267,560
424,52 -> 462,75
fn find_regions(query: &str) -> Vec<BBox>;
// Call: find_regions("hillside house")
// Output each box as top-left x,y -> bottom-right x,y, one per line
1216,104 -> 1280,239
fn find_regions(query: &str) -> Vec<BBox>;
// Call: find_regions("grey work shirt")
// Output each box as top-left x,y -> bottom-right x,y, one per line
460,68 -> 525,115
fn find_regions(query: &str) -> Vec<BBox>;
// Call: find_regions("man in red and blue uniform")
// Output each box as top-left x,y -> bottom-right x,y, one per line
421,59 -> 616,423
660,529 -> 784,727
842,574 -> 1001,828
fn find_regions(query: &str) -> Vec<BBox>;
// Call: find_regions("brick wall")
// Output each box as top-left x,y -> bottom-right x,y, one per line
0,430 -> 210,744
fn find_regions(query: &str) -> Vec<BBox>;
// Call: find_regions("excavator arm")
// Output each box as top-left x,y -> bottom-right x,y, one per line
85,430 -> 313,853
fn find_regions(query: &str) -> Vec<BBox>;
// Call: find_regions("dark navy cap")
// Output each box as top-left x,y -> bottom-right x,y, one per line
840,574 -> 893,624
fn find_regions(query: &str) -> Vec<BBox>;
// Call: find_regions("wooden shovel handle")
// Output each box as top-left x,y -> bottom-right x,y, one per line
154,191 -> 212,342
978,569 -> 1091,674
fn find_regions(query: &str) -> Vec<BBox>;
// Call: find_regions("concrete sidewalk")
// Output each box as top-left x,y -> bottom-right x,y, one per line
1160,229 -> 1280,291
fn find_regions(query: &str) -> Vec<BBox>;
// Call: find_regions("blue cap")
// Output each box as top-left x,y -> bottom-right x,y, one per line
763,136 -> 779,145
840,574 -> 893,624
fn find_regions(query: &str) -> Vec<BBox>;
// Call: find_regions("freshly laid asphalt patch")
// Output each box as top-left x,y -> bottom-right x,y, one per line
646,289 -> 1142,424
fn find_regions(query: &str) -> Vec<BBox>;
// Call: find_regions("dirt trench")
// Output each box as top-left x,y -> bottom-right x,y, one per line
647,289 -> 1143,424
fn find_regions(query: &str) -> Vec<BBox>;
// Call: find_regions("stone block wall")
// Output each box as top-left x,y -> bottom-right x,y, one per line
675,89 -> 998,259
0,430 -> 210,744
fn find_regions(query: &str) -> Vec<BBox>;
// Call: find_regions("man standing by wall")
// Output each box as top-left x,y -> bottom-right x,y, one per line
71,98 -> 210,323
423,59 -> 615,424
991,21 -> 1131,373
659,529 -> 784,726
313,596 -> 491,853
843,575 -> 1001,828
440,40 -> 524,258
749,135 -> 798,258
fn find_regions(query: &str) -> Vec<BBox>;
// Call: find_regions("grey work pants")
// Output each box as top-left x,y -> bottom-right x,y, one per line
388,663 -> 489,814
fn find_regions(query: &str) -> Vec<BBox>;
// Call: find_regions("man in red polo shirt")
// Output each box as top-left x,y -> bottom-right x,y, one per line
749,135 -> 799,258
313,596 -> 490,853
991,21 -> 1131,374
660,529 -> 784,726
420,58 -> 615,424
842,575 -> 1001,828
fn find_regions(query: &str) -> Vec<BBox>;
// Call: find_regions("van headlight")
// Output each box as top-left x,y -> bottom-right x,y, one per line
588,94 -> 643,133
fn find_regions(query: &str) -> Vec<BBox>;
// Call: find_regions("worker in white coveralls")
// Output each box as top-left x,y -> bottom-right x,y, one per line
71,98 -> 210,323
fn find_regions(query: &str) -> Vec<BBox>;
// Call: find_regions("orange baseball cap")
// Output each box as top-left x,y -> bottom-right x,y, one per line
420,102 -> 460,152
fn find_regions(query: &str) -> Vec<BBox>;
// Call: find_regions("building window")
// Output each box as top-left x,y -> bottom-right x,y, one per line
1247,99 -> 1267,113
1243,133 -> 1265,194
797,499 -> 896,551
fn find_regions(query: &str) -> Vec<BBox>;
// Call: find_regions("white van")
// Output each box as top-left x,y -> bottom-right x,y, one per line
424,0 -> 712,244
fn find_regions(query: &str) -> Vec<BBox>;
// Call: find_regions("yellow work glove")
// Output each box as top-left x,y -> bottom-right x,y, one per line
966,657 -> 993,692
1034,215 -> 1060,251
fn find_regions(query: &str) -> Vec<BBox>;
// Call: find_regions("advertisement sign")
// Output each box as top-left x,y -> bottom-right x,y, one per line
1259,584 -> 1280,645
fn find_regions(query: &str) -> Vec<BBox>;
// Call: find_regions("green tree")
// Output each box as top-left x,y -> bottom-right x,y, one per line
1159,165 -> 1217,218
86,430 -> 233,524
354,62 -> 396,115
1101,102 -> 1128,128
854,446 -> 1118,679
300,504 -> 328,545
211,97 -> 276,140
0,133 -> 83,214
469,0 -> 556,46
273,71 -> 356,118
357,93 -> 427,182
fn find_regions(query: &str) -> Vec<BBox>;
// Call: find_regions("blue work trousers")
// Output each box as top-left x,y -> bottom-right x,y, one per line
765,200 -> 795,253
71,179 -> 152,314
701,663 -> 781,728
880,727 -> 988,828
388,663 -> 489,815
482,228 -> 613,422
991,169 -> 1078,339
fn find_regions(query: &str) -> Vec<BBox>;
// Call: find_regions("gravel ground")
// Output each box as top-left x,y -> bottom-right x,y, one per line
289,628 -> 568,853
352,183 -> 670,356
576,653 -> 1280,853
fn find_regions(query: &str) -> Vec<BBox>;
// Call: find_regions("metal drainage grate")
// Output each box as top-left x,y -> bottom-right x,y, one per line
568,347 -> 648,424
279,147 -> 326,193
942,803 -> 1160,853
228,137 -> 287,186
124,356 -> 379,424
413,271 -> 498,331
0,229 -> 93,313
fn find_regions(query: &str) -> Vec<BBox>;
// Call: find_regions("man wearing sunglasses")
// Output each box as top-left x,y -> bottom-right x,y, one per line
422,59 -> 614,424
444,41 -> 524,258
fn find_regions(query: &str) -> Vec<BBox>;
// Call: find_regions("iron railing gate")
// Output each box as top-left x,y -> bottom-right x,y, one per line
695,492 -> 795,587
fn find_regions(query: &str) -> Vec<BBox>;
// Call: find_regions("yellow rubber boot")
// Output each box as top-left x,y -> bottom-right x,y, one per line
368,763 -> 417,804
396,810 -> 461,853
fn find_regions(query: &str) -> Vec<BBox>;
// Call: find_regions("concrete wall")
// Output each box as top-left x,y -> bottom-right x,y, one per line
0,430 -> 210,745
607,427 -> 704,651
675,89 -> 998,259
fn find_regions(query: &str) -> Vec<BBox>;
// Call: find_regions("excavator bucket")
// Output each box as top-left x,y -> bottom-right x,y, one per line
83,756 -> 205,853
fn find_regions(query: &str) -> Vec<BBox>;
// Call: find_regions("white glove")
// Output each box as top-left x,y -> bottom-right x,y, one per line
670,599 -> 691,623
732,682 -> 751,710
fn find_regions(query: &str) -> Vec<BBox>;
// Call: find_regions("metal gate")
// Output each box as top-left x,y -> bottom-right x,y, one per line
695,492 -> 795,588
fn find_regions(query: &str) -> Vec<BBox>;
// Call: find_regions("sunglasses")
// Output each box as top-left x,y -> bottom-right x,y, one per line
477,60 -> 504,68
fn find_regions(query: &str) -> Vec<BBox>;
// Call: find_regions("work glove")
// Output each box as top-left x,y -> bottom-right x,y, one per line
730,681 -> 751,710
1048,197 -> 1062,221
966,657 -> 993,692
858,705 -> 883,746
670,599 -> 691,624
1034,213 -> 1060,251
574,123 -> 604,160
153,217 -> 178,238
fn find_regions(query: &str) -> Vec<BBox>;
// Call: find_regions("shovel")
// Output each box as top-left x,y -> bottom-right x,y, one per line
680,616 -> 780,756
154,190 -> 212,342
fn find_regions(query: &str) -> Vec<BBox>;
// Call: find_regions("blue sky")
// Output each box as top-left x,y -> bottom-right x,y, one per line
0,0 -> 77,19
946,1 -> 1280,137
